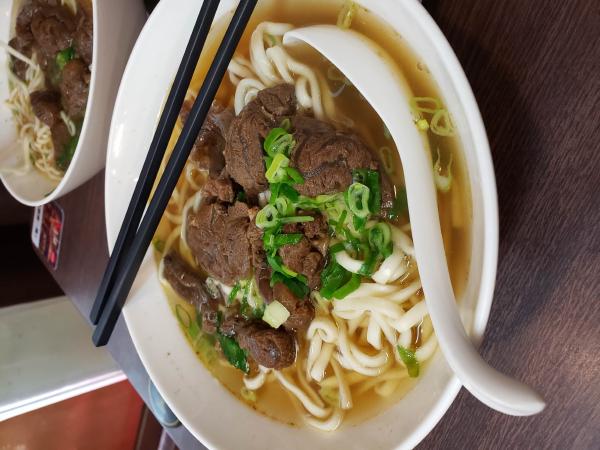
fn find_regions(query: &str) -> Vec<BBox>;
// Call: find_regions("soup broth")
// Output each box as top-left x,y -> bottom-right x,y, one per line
154,0 -> 471,429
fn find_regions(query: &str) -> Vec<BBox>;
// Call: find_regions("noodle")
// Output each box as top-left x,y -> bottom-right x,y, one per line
0,43 -> 62,181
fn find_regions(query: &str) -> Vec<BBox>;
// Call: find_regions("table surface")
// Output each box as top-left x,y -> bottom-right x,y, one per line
32,0 -> 600,449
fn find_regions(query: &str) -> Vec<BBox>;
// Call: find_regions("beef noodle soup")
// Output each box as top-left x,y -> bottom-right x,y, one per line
1,0 -> 93,180
153,0 -> 471,431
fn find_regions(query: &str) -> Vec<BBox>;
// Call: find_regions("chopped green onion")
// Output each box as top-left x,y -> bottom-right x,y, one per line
332,273 -> 361,299
368,222 -> 393,258
271,272 -> 310,298
263,127 -> 295,157
279,183 -> 299,201
337,0 -> 357,29
416,119 -> 429,131
241,387 -> 257,403
268,183 -> 281,205
256,204 -> 279,229
228,282 -> 241,304
235,191 -> 247,202
319,386 -> 340,407
284,166 -> 305,184
352,214 -> 366,232
56,46 -> 75,71
358,248 -> 379,276
397,345 -> 420,377
329,242 -> 346,254
320,260 -> 352,299
280,118 -> 292,132
265,153 -> 290,183
388,187 -> 408,220
335,209 -> 348,235
274,196 -> 294,216
175,304 -> 192,329
345,182 -> 370,218
279,216 -> 314,224
352,169 -> 381,215
433,148 -> 453,192
273,233 -> 303,247
56,134 -> 78,171
262,300 -> 290,328
410,96 -> 442,115
267,254 -> 297,278
152,239 -> 165,253
430,109 -> 455,137
217,333 -> 249,373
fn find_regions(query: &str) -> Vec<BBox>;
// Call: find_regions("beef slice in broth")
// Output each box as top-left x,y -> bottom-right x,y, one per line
221,315 -> 296,369
162,251 -> 220,334
186,201 -> 253,285
290,115 -> 395,211
224,84 -> 296,197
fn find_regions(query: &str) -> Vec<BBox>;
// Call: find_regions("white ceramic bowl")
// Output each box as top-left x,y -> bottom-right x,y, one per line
105,0 -> 498,448
0,0 -> 147,206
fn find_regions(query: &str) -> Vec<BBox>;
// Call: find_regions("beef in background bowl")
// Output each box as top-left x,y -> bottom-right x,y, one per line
0,0 -> 147,206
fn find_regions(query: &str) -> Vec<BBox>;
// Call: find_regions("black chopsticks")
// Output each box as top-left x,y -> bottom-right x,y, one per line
90,0 -> 221,326
91,0 -> 258,346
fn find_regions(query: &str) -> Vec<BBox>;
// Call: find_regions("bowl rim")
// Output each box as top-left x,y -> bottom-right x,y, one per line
0,0 -> 100,207
104,0 -> 498,448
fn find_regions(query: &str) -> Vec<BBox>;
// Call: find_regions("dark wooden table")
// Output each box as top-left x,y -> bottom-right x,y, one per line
32,0 -> 600,449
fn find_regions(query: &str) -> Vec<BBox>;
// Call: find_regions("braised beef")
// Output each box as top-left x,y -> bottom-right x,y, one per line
50,121 -> 71,161
74,12 -> 93,66
162,252 -> 220,334
224,84 -> 296,197
221,315 -> 296,369
30,4 -> 76,59
273,283 -> 315,333
15,2 -> 38,38
202,171 -> 235,203
186,201 -> 253,285
59,58 -> 90,119
278,234 -> 323,290
30,90 -> 61,127
8,37 -> 33,80
290,115 -> 395,211
180,101 -> 234,175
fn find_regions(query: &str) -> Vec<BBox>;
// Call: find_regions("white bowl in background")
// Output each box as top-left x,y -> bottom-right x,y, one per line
104,0 -> 498,448
0,0 -> 147,206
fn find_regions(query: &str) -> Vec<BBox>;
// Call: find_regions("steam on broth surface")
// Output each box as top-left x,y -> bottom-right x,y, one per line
153,0 -> 471,430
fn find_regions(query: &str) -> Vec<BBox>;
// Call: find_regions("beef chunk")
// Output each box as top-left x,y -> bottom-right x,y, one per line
59,58 -> 90,119
180,101 -> 233,175
15,2 -> 39,38
302,213 -> 328,240
30,4 -> 76,59
186,201 -> 253,285
221,315 -> 296,369
290,114 -> 395,211
273,283 -> 315,334
30,90 -> 61,127
162,252 -> 220,334
74,12 -> 93,65
278,216 -> 328,290
202,171 -> 234,203
50,121 -> 71,162
224,84 -> 296,197
8,37 -> 33,80
278,237 -> 323,290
